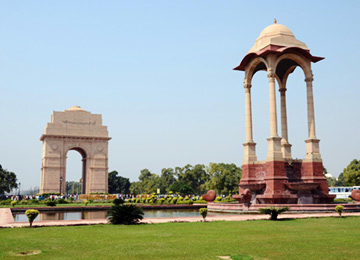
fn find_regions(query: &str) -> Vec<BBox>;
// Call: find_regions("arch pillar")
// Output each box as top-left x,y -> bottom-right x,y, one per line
279,87 -> 292,159
266,71 -> 283,162
243,81 -> 257,164
304,75 -> 321,161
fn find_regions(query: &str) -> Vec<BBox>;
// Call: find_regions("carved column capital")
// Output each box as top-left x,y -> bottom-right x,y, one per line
244,82 -> 252,89
305,75 -> 314,83
267,69 -> 276,79
279,87 -> 287,94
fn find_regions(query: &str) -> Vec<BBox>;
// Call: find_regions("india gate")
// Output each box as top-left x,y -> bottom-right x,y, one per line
40,106 -> 111,194
233,21 -> 335,204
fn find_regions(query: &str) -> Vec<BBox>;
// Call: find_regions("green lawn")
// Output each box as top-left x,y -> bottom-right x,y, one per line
1,217 -> 359,260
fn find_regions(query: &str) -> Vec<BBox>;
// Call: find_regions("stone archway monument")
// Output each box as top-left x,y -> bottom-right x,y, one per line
233,21 -> 335,204
40,106 -> 111,194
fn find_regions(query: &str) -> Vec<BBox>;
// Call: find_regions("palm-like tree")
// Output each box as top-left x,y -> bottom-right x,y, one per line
107,200 -> 144,225
258,206 -> 289,220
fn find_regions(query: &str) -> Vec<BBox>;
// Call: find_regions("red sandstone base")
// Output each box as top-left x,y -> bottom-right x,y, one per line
237,160 -> 335,205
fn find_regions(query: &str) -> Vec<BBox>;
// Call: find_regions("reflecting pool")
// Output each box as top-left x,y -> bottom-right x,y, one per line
13,209 -> 216,222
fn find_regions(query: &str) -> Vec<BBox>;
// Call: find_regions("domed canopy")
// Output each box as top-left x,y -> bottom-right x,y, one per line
234,22 -> 323,71
66,106 -> 86,112
248,23 -> 308,53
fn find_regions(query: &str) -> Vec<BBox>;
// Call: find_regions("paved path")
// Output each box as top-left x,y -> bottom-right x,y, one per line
1,207 -> 360,228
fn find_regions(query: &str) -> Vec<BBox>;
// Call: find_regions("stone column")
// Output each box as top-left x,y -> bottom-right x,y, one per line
243,82 -> 257,164
266,72 -> 283,161
305,76 -> 316,139
245,83 -> 254,142
279,87 -> 292,159
305,75 -> 321,161
268,73 -> 278,137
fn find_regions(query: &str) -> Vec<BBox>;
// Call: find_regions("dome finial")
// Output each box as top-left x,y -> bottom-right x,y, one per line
274,18 -> 277,24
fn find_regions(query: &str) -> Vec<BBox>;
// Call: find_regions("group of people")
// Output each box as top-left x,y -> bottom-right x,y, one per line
2,194 -> 82,201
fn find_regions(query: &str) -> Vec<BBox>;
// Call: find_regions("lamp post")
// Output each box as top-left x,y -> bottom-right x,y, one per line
60,177 -> 63,194
18,182 -> 21,196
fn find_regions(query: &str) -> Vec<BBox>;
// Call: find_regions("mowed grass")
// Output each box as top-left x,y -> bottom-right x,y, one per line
1,217 -> 359,260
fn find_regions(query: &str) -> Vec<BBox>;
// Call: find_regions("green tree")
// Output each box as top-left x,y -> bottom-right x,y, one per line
176,164 -> 209,194
343,159 -> 360,186
168,181 -> 194,195
133,169 -> 160,194
205,163 -> 242,194
108,171 -> 130,194
335,172 -> 347,186
159,168 -> 176,193
0,164 -> 18,195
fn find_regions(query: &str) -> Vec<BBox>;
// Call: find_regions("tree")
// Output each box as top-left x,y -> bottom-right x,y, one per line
336,172 -> 347,186
179,164 -> 209,194
25,209 -> 39,228
107,199 -> 144,225
0,164 -> 18,195
205,163 -> 242,194
343,159 -> 360,186
108,171 -> 130,194
258,206 -> 289,220
168,181 -> 194,195
159,168 -> 176,193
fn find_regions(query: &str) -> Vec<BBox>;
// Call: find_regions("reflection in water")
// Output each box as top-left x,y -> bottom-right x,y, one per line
13,210 -> 107,222
13,209 -> 212,222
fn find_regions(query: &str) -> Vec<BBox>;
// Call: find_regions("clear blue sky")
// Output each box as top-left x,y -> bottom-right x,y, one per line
1,1 -> 359,190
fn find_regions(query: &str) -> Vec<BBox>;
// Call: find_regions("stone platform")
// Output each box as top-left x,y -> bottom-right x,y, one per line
207,202 -> 360,213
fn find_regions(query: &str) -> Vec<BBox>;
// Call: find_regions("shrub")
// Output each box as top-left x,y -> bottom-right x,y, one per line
45,200 -> 57,207
113,198 -> 125,205
25,209 -> 39,228
347,197 -> 353,202
335,205 -> 344,217
215,196 -> 222,202
180,200 -> 193,205
19,200 -> 29,205
88,199 -> 94,203
193,200 -> 207,204
37,192 -> 60,198
57,198 -> 69,204
258,206 -> 289,220
171,198 -> 178,204
0,199 -> 11,205
29,199 -> 40,204
11,201 -> 17,207
107,203 -> 144,225
151,196 -> 157,204
84,200 -> 89,206
159,198 -> 165,205
199,208 -> 208,221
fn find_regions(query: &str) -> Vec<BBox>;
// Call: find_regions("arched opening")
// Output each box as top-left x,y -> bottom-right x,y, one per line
284,66 -> 308,159
251,69 -> 279,161
66,148 -> 87,194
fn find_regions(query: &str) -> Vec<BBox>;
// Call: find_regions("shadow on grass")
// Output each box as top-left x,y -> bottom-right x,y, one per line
274,218 -> 296,221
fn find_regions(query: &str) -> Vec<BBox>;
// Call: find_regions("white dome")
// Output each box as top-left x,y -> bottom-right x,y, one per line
248,23 -> 309,53
66,106 -> 86,112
